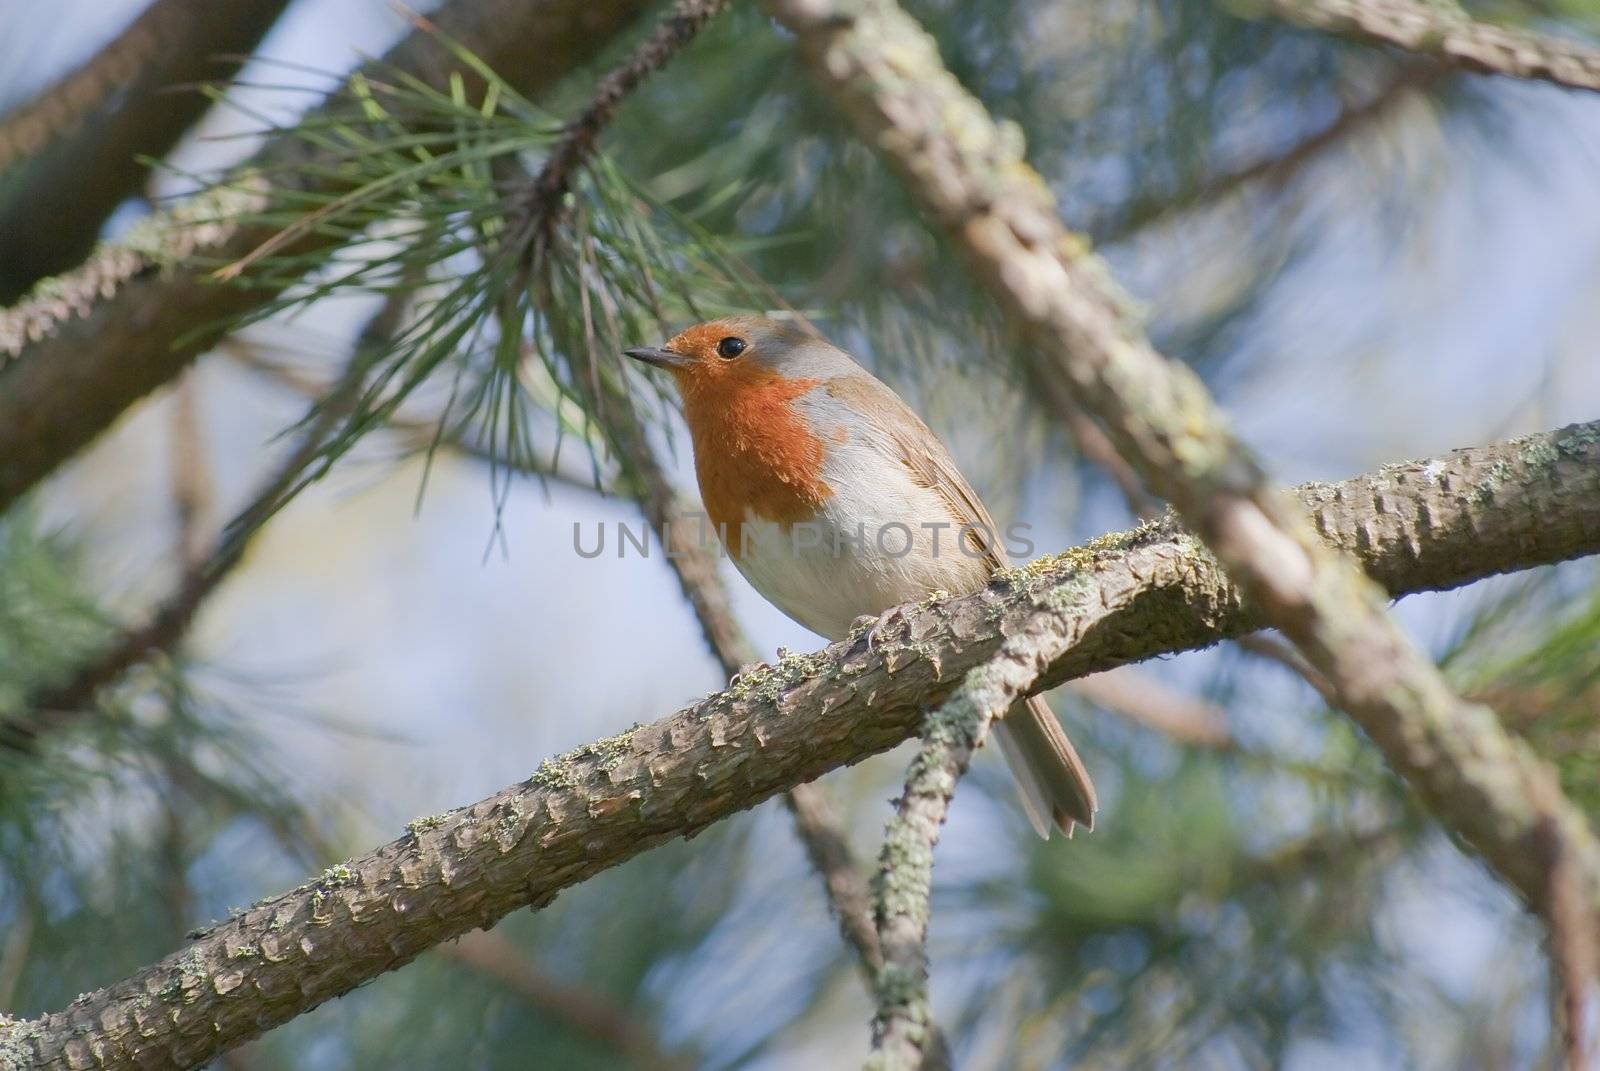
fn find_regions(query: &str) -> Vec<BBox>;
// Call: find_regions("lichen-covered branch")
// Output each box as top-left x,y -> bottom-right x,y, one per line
764,0 -> 1600,955
3,422 -> 1596,1069
0,0 -> 293,302
0,0 -> 652,514
867,645 -> 1046,1070
1254,0 -> 1600,94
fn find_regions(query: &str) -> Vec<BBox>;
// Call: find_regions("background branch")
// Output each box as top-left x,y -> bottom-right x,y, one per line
0,289 -> 406,750
0,0 -> 294,302
441,931 -> 689,1070
1253,0 -> 1600,94
5,421 -> 1596,1068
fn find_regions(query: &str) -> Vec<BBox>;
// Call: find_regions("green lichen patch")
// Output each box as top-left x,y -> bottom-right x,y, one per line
1467,458 -> 1514,505
319,864 -> 355,887
157,947 -> 209,1002
310,863 -> 357,911
0,1014 -> 41,1071
407,812 -> 450,836
572,724 -> 644,771
727,647 -> 835,705
491,802 -> 527,849
1515,434 -> 1562,469
528,723 -> 648,794
1554,422 -> 1600,459
993,521 -> 1167,595
529,754 -> 580,790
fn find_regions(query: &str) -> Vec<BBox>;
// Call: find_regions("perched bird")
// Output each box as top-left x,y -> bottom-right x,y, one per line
625,316 -> 1097,837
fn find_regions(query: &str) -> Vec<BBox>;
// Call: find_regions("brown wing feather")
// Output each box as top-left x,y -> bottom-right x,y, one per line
825,376 -> 1007,570
824,374 -> 1097,838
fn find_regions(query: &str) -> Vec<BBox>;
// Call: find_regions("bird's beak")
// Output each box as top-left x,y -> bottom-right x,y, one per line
624,346 -> 692,370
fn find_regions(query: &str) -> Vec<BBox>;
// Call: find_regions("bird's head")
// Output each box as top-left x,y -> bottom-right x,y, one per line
624,316 -> 847,401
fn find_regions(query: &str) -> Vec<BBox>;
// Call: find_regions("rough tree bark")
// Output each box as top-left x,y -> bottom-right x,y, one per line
2,420 -> 1596,1070
0,0 -> 652,514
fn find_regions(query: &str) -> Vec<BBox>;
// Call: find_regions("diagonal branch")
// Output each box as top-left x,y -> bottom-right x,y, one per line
0,0 -> 294,302
1095,61 -> 1446,244
764,0 -> 1600,970
4,420 -> 1597,1068
1251,0 -> 1600,94
0,0 -> 654,515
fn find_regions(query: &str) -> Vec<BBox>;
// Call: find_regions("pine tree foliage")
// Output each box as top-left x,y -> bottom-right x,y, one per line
1,0 -> 1598,1067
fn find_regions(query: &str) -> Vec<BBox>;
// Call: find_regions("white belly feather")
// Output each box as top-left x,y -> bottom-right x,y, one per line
726,437 -> 991,641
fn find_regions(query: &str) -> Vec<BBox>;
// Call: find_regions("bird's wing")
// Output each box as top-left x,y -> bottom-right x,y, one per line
825,376 -> 1009,570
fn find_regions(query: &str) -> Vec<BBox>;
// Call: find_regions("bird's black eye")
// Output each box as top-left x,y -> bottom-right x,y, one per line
716,337 -> 747,360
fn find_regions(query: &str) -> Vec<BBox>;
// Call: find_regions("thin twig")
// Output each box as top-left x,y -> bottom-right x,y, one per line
169,374 -> 217,570
510,0 -> 731,249
443,931 -> 690,1070
1070,667 -> 1232,749
0,293 -> 407,751
1094,62 -> 1445,243
1237,631 -> 1336,701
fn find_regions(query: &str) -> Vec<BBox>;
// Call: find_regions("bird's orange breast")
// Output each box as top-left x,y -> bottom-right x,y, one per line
677,361 -> 831,554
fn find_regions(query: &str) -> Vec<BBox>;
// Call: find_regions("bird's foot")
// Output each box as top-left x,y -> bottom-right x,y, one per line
729,660 -> 768,689
851,609 -> 907,662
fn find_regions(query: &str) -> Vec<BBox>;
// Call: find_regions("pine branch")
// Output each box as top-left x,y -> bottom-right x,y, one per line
1252,0 -> 1600,94
0,0 -> 654,515
764,0 -> 1600,971
510,0 -> 730,248
4,421 -> 1596,1069
0,0 -> 294,302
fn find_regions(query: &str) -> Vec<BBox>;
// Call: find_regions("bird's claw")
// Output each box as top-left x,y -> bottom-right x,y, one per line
729,660 -> 767,689
851,609 -> 906,661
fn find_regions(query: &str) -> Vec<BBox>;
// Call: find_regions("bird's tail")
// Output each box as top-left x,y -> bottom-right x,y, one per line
991,694 -> 1098,839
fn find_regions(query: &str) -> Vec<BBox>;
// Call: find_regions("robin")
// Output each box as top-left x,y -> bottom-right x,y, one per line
625,316 -> 1097,837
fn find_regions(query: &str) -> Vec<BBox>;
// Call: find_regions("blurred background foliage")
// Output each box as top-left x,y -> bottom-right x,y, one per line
1,0 -> 1599,1067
